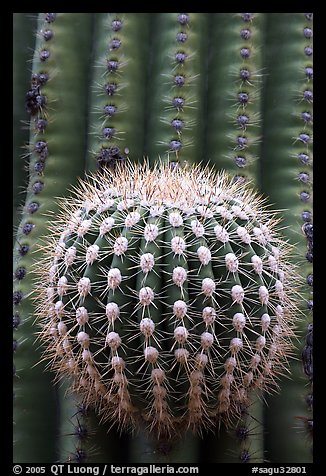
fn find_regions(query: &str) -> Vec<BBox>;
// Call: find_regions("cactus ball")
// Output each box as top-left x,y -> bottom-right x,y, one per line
35,161 -> 300,437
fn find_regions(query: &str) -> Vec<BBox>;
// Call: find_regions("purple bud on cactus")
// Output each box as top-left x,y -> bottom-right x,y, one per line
235,156 -> 247,168
171,119 -> 184,131
298,133 -> 311,144
103,105 -> 117,117
240,28 -> 251,40
303,90 -> 313,102
35,118 -> 48,132
107,59 -> 119,73
22,223 -> 35,235
304,46 -> 313,56
42,29 -> 54,41
237,114 -> 249,128
36,95 -> 47,107
174,75 -> 186,86
103,127 -> 115,139
13,290 -> 23,305
105,83 -> 118,96
233,175 -> 247,184
303,27 -> 313,39
175,52 -> 187,64
13,313 -> 21,330
110,38 -> 121,50
15,267 -> 26,280
39,73 -> 49,85
177,14 -> 189,25
176,32 -> 188,43
306,274 -> 313,286
241,13 -> 253,22
239,68 -> 251,81
27,202 -> 39,214
306,251 -> 313,263
238,92 -> 249,105
172,97 -> 185,110
297,153 -> 310,165
169,140 -> 182,152
236,426 -> 250,440
32,181 -> 45,194
34,162 -> 45,174
111,19 -> 123,31
34,141 -> 47,153
301,211 -> 312,222
39,50 -> 50,62
45,13 -> 56,23
298,172 -> 310,183
305,67 -> 313,79
301,112 -> 312,124
303,223 -> 313,239
240,47 -> 250,59
236,136 -> 248,148
300,191 -> 310,202
239,449 -> 251,463
19,245 -> 29,256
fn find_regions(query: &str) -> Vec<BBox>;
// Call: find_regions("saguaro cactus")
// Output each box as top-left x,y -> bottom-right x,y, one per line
13,13 -> 313,463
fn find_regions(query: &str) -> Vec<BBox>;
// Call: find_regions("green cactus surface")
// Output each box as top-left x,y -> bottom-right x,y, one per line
13,12 -> 313,464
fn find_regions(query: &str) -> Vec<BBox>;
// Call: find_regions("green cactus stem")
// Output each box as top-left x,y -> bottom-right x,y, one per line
13,12 -> 94,463
205,13 -> 264,183
86,13 -> 152,171
144,13 -> 208,166
260,12 -> 313,462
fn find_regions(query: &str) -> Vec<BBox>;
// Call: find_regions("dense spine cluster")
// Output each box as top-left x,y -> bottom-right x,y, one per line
35,162 -> 299,438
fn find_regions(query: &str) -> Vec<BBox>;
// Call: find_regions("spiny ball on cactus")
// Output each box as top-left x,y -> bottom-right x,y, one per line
35,161 -> 300,438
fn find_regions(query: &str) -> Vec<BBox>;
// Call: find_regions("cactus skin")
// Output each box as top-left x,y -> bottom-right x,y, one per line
205,13 -> 264,182
13,13 -> 94,463
260,13 -> 313,462
13,12 -> 312,463
35,162 -> 299,440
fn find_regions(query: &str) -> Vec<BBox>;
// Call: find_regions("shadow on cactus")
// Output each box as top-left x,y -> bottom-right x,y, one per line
34,160 -> 300,439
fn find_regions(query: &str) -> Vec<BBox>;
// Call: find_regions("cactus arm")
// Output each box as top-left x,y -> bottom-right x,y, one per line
144,13 -> 208,166
13,334 -> 58,463
205,13 -> 264,183
260,12 -> 312,463
85,13 -> 151,171
13,13 -> 94,463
